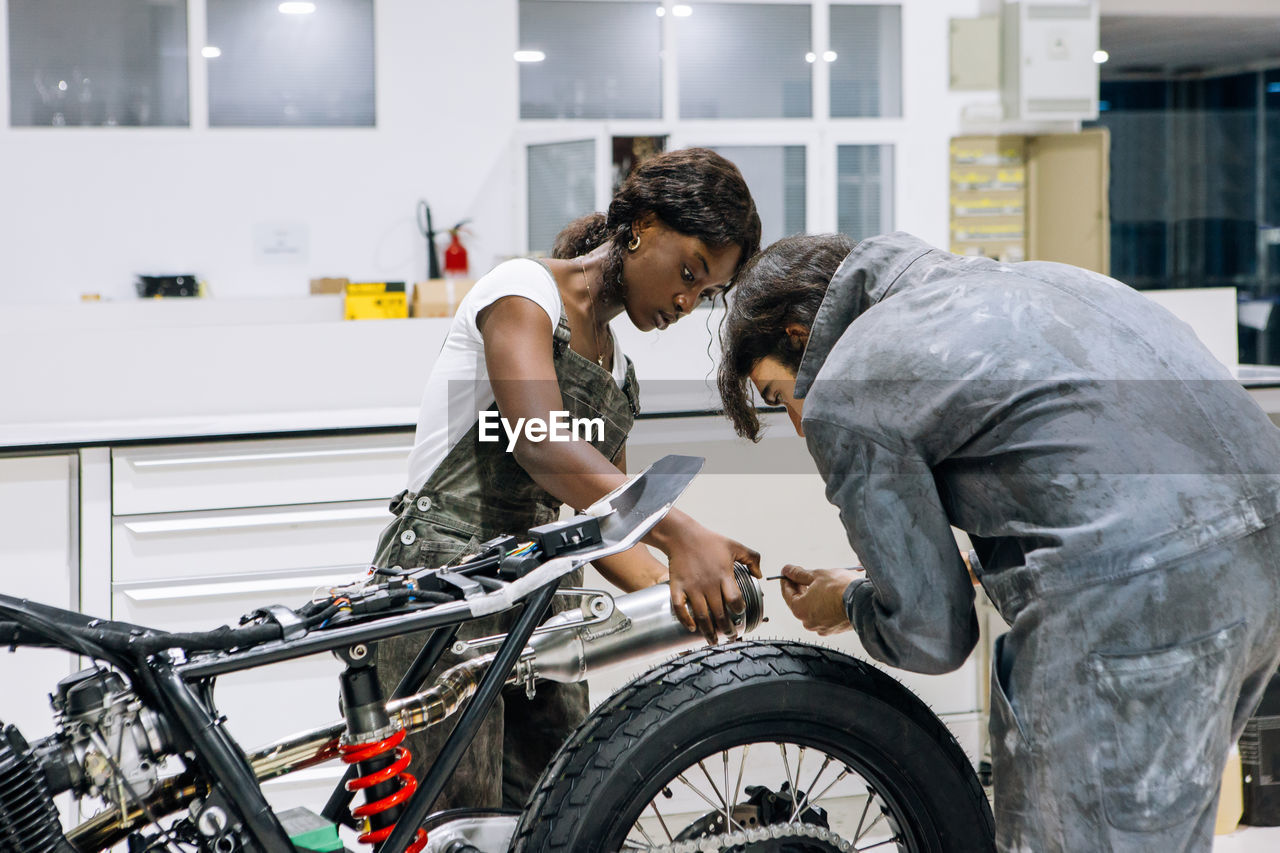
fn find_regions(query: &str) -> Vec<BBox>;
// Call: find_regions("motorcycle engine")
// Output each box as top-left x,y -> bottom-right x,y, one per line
46,668 -> 173,805
0,667 -> 175,853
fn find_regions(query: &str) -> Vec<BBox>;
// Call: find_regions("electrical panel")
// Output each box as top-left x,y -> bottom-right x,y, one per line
1002,1 -> 1099,122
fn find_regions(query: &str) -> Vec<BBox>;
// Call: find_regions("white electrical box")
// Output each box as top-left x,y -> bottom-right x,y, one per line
1002,1 -> 1099,122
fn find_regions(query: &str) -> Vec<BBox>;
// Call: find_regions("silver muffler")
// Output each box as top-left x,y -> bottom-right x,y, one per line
517,563 -> 764,683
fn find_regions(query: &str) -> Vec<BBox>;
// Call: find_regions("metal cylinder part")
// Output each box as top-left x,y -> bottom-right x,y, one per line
523,566 -> 764,684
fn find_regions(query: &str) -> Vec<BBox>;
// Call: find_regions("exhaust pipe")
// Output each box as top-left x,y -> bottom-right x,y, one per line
521,565 -> 764,683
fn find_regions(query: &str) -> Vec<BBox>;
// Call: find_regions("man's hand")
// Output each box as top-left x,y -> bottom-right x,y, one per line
779,565 -> 859,636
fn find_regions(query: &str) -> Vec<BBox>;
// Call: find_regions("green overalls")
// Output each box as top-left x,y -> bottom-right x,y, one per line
370,304 -> 640,812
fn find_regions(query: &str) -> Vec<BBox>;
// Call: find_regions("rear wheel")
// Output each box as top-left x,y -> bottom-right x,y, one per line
512,640 -> 995,852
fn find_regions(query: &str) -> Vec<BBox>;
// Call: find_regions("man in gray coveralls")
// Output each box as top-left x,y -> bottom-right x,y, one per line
716,231 -> 1280,851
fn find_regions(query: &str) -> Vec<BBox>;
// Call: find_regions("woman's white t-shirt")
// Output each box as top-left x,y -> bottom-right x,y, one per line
404,258 -> 627,492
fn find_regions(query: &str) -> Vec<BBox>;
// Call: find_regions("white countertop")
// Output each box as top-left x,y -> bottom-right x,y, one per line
4,297 -> 1280,453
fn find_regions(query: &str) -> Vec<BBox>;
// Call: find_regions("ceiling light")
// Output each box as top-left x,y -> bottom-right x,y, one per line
656,6 -> 665,16
202,46 -> 222,59
823,50 -> 838,62
1093,49 -> 1109,64
805,52 -> 816,63
278,2 -> 316,14
514,50 -> 546,63
673,4 -> 692,16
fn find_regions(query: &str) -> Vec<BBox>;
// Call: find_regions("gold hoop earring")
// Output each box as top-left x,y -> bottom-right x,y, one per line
628,234 -> 641,252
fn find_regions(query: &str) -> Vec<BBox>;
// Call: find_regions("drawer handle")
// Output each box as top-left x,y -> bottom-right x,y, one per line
123,506 -> 390,535
127,446 -> 413,469
118,570 -> 366,602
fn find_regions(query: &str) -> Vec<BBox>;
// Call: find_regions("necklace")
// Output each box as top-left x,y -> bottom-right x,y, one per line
579,257 -> 608,369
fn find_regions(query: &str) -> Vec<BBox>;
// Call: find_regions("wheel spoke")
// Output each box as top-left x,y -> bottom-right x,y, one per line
733,742 -> 750,820
856,836 -> 902,852
852,784 -> 874,841
697,759 -> 746,833
649,801 -> 674,842
676,770 -> 742,829
794,754 -> 834,817
788,746 -> 808,822
629,821 -> 658,848
806,765 -> 853,813
854,806 -> 888,843
722,750 -> 733,832
779,742 -> 797,800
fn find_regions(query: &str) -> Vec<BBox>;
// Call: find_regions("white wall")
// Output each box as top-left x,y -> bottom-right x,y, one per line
0,0 -> 986,306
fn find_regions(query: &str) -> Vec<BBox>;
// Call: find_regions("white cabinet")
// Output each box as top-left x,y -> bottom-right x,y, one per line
109,432 -> 414,812
0,453 -> 78,740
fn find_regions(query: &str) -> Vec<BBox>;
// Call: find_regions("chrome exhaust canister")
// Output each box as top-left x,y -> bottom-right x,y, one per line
522,563 -> 764,684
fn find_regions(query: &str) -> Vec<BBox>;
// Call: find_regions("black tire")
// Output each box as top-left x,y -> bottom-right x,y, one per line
511,640 -> 995,852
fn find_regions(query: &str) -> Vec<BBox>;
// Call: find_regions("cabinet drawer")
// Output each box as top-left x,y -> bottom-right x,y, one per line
114,573 -> 352,749
113,432 -> 413,515
112,499 -> 391,583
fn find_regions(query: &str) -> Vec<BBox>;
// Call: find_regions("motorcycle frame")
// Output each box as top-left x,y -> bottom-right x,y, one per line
0,454 -> 706,853
2,577 -> 557,853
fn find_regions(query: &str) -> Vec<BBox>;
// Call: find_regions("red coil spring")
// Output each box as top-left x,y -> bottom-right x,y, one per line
339,728 -> 428,853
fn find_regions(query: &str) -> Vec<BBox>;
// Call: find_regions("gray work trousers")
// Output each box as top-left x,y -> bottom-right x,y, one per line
990,522 -> 1280,852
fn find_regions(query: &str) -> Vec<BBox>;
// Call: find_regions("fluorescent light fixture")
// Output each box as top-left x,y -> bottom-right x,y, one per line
805,52 -> 816,63
278,2 -> 316,14
201,46 -> 222,59
1093,49 -> 1109,64
514,50 -> 546,63
823,50 -> 838,62
656,6 -> 665,16
673,4 -> 692,16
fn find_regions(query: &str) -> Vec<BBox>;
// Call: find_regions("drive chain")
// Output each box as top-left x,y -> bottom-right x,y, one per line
640,821 -> 859,852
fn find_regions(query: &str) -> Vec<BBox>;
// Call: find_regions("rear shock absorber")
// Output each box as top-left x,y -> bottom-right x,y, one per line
337,643 -> 428,853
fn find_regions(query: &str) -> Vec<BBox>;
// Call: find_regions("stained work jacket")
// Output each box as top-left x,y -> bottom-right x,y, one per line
796,232 -> 1280,674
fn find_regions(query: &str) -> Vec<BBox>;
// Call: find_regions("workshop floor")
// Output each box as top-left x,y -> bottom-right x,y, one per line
1215,825 -> 1280,850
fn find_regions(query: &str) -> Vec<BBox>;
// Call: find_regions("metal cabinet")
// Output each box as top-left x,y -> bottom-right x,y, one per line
0,452 -> 78,740
109,432 -> 414,814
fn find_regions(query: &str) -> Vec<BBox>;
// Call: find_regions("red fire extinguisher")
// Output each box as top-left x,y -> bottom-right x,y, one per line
444,220 -> 471,278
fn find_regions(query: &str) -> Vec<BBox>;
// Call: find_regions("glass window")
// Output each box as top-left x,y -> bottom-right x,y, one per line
1266,69 -> 1280,293
519,1 -> 662,120
710,146 -> 807,247
829,4 -> 902,118
677,3 -> 812,120
837,144 -> 894,241
8,0 -> 188,127
528,139 -> 596,255
206,0 -> 375,128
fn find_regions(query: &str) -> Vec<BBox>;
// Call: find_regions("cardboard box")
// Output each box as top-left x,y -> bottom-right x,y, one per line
310,276 -> 349,295
413,278 -> 476,318
344,282 -> 408,320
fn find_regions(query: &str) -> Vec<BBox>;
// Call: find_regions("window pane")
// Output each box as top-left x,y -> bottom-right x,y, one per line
710,146 -> 807,247
838,144 -> 894,241
830,4 -> 902,118
519,1 -> 661,120
528,139 -> 596,255
1267,69 -> 1280,293
678,3 -> 812,120
206,0 -> 374,127
8,0 -> 188,127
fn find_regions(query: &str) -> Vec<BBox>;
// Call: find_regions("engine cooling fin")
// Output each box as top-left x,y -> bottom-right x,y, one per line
0,724 -> 65,853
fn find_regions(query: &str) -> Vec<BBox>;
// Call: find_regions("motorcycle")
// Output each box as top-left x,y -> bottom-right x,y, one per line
0,455 -> 994,853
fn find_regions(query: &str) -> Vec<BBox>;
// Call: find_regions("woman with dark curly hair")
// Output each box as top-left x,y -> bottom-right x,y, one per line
718,231 -> 1280,852
372,148 -> 763,812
